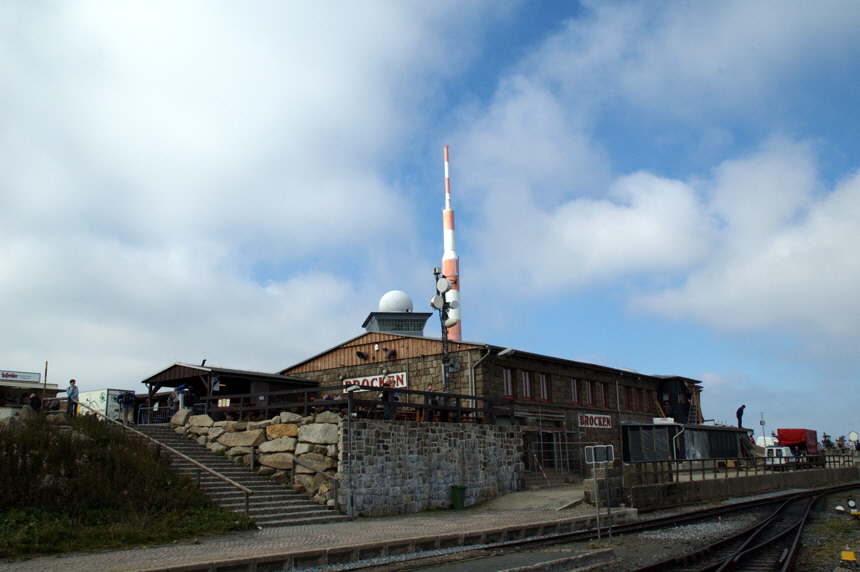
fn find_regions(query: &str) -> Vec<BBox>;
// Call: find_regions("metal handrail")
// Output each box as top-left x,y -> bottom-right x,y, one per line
71,399 -> 254,517
289,456 -> 340,513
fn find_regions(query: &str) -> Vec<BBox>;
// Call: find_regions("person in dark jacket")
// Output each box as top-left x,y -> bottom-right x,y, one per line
736,404 -> 746,428
29,393 -> 41,412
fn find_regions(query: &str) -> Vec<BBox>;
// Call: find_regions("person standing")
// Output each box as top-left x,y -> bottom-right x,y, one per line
119,391 -> 135,425
66,379 -> 79,417
736,404 -> 745,428
424,382 -> 439,422
381,379 -> 393,420
29,393 -> 41,412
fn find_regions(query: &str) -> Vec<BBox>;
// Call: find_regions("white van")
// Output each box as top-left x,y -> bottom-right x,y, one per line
765,446 -> 797,470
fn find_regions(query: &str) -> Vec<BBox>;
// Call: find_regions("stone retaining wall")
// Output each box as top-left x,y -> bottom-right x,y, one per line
172,408 -> 342,506
341,420 -> 524,517
171,410 -> 525,516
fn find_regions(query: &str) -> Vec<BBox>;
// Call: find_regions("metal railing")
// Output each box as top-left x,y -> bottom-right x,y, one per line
70,398 -> 254,517
199,385 -> 513,424
623,454 -> 854,486
289,456 -> 340,513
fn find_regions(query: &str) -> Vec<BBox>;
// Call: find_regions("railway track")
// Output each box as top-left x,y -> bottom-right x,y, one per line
325,483 -> 859,572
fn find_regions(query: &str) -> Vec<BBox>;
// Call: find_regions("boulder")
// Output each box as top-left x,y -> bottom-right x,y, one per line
258,452 -> 296,470
188,414 -> 214,427
279,411 -> 303,423
247,419 -> 273,430
226,446 -> 253,457
18,405 -> 37,420
259,437 -> 297,454
314,411 -> 341,424
170,409 -> 191,426
257,466 -> 276,476
196,435 -> 207,446
267,424 -> 299,439
207,442 -> 228,454
217,428 -> 266,448
298,423 -> 339,445
295,452 -> 336,473
207,427 -> 226,441
187,426 -> 209,436
174,425 -> 189,436
294,442 -> 312,455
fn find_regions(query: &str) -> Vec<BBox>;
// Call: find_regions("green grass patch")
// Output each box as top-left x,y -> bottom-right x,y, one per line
0,414 -> 254,559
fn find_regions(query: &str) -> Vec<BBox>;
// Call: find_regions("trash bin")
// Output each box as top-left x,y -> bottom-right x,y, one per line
451,485 -> 466,510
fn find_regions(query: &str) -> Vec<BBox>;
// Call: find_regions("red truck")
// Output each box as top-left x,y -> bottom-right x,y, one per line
777,428 -> 825,467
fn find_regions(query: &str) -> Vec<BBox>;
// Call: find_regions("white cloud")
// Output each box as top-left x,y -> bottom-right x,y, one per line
0,2 -> 507,391
637,146 -> 860,340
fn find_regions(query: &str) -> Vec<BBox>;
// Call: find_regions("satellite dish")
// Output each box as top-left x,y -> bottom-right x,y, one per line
384,349 -> 397,360
436,278 -> 452,293
356,351 -> 368,360
444,318 -> 459,328
430,295 -> 445,309
448,300 -> 460,310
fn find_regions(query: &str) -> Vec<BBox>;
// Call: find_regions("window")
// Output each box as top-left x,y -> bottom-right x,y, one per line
585,380 -> 594,406
645,390 -> 653,413
636,388 -> 644,411
678,393 -> 687,405
539,373 -> 550,402
595,382 -> 605,407
522,371 -> 533,401
625,387 -> 632,410
571,378 -> 580,405
503,368 -> 515,399
602,383 -> 610,408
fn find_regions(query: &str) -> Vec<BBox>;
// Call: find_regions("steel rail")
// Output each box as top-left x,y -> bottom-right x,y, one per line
70,399 -> 254,517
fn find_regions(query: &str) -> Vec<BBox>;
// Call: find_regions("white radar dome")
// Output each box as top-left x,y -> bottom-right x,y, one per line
379,290 -> 413,313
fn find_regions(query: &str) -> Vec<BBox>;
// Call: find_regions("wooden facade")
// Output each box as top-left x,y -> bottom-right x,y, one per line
280,332 -> 705,475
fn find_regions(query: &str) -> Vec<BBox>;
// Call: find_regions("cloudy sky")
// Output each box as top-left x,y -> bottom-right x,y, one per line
3,1 -> 860,438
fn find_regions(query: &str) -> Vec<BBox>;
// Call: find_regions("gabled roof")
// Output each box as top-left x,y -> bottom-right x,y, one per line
141,362 -> 316,389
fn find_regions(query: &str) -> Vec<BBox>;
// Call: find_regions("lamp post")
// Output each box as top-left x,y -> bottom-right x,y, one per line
430,267 -> 459,392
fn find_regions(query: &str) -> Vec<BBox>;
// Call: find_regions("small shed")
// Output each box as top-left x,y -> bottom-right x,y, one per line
623,422 -> 750,462
140,362 -> 318,411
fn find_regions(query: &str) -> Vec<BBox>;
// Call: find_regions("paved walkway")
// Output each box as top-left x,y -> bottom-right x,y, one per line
1,485 -> 636,572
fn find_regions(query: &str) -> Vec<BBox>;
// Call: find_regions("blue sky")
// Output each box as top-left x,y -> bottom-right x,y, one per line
3,1 -> 860,439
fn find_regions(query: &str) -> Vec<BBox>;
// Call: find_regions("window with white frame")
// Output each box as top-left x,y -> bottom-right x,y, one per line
539,373 -> 550,402
503,368 -> 515,399
522,371 -> 533,401
571,378 -> 580,404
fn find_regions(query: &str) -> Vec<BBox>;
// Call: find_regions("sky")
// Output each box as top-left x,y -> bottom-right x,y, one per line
3,1 -> 860,439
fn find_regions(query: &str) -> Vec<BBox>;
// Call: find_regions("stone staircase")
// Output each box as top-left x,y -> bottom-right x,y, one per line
137,424 -> 348,528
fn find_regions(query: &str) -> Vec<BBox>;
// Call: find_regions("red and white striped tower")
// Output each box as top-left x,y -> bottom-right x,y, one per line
442,145 -> 461,341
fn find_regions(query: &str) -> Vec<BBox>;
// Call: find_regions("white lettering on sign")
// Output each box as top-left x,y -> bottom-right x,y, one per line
343,372 -> 407,389
579,413 -> 612,428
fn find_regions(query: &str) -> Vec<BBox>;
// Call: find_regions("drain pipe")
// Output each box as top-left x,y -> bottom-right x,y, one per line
469,346 -> 492,409
672,425 -> 686,481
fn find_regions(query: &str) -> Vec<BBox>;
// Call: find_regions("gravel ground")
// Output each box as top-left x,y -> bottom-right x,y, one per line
290,487 -> 860,572
579,487 -> 860,572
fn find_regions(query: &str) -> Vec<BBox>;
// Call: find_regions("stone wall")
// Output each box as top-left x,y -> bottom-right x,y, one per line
341,420 -> 524,517
172,408 -> 342,506
172,411 -> 525,517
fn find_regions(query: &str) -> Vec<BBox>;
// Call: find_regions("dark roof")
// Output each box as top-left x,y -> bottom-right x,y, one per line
141,362 -> 317,389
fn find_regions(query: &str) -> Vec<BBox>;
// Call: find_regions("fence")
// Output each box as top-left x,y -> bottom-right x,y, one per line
624,454 -> 854,486
194,385 -> 513,424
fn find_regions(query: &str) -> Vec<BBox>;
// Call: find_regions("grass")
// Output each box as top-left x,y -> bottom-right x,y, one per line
0,414 -> 255,559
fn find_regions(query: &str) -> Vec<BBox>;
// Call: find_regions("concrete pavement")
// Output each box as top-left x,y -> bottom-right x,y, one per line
1,484 -> 637,572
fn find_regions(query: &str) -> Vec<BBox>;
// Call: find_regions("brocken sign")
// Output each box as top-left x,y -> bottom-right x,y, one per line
579,413 -> 612,428
343,372 -> 407,389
